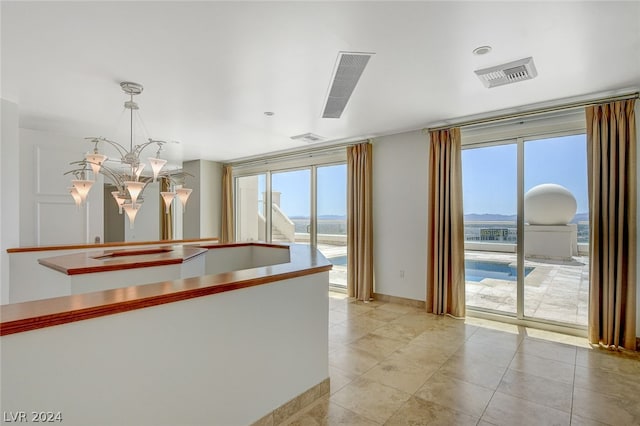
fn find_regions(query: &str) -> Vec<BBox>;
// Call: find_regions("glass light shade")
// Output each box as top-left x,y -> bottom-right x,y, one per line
176,188 -> 192,211
122,204 -> 140,229
134,163 -> 146,180
85,153 -> 107,176
68,187 -> 82,207
71,179 -> 94,203
160,191 -> 176,213
148,157 -> 168,182
111,191 -> 126,214
125,181 -> 145,205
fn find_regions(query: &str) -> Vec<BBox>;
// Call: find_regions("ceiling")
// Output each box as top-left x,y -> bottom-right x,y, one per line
2,1 -> 639,163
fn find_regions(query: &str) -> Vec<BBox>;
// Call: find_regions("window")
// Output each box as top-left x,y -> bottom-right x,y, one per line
461,111 -> 589,330
233,150 -> 348,288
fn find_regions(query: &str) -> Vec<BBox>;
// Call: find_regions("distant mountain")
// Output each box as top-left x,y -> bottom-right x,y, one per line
464,213 -> 517,222
571,212 -> 589,223
289,215 -> 346,220
464,212 -> 589,223
318,215 -> 347,220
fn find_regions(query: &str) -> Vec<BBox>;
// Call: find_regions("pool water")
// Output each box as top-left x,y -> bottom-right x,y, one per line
465,260 -> 534,282
329,255 -> 347,266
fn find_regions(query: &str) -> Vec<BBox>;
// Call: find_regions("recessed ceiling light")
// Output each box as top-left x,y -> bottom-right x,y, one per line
264,111 -> 275,116
473,46 -> 492,56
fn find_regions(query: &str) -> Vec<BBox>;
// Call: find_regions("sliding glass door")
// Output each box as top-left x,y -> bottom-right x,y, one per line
523,135 -> 589,326
271,169 -> 311,244
317,164 -> 347,288
462,133 -> 589,328
235,162 -> 347,288
462,143 -> 518,316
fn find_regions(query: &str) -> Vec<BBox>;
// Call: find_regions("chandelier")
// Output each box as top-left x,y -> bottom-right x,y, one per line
66,82 -> 192,228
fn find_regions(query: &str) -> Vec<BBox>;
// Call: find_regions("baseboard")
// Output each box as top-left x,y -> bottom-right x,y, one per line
250,377 -> 330,426
373,292 -> 426,309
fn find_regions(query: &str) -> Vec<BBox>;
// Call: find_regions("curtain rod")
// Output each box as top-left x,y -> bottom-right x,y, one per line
426,91 -> 639,133
229,139 -> 369,168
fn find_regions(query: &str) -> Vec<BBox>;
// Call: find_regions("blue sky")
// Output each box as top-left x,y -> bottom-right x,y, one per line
258,134 -> 588,218
261,164 -> 347,217
462,134 -> 588,215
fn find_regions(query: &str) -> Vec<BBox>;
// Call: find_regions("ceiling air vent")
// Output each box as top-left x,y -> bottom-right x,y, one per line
475,57 -> 538,88
322,51 -> 374,118
291,133 -> 326,143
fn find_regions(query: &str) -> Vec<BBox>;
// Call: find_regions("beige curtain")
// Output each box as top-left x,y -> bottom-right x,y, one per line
426,128 -> 465,317
347,142 -> 374,301
220,165 -> 234,243
586,99 -> 637,350
160,177 -> 173,240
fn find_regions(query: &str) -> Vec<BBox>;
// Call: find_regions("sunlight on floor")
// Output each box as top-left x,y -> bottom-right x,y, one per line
331,291 -> 591,349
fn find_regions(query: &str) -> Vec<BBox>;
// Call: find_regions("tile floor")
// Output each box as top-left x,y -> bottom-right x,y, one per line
283,292 -> 640,426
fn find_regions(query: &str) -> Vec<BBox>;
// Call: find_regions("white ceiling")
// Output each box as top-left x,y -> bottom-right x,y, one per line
2,1 -> 639,163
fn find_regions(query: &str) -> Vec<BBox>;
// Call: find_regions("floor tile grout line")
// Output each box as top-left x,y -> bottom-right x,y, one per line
328,292 -> 637,426
475,332 -> 525,423
327,397 -> 384,425
569,345 -> 578,424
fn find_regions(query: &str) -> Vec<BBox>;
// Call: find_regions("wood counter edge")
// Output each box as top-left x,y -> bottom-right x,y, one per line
7,237 -> 220,253
37,246 -> 208,276
1,244 -> 332,336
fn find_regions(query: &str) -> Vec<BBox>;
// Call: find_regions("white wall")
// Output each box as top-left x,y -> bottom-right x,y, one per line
183,160 -> 201,238
201,159 -> 222,238
1,271 -> 329,426
183,159 -> 223,239
372,130 -> 428,301
19,128 -> 103,246
1,99 -> 20,304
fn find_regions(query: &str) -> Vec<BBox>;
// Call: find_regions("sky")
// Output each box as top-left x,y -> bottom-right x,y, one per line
255,134 -> 588,218
259,164 -> 347,217
462,134 -> 588,215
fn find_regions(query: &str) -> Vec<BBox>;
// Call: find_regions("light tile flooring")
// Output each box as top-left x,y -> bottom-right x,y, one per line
283,292 -> 640,426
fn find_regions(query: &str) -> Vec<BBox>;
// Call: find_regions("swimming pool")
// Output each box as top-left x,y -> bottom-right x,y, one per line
329,255 -> 347,266
465,260 -> 534,282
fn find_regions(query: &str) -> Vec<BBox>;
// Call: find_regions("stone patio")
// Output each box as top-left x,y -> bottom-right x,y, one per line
315,243 -> 589,326
317,243 -> 348,288
465,250 -> 589,326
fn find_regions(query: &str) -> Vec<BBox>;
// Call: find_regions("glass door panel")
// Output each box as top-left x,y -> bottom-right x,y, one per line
317,164 -> 347,288
462,144 -> 518,315
271,169 -> 311,244
236,174 -> 266,242
523,135 -> 589,326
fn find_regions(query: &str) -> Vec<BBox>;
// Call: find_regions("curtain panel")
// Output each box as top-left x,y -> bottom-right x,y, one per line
426,128 -> 465,317
586,99 -> 637,349
221,165 -> 234,243
160,177 -> 173,240
347,142 -> 374,301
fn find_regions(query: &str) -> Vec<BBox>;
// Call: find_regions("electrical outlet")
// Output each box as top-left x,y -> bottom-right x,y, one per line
399,270 -> 405,279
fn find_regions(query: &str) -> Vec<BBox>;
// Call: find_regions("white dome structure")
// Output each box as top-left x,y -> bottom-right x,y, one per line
524,184 -> 577,225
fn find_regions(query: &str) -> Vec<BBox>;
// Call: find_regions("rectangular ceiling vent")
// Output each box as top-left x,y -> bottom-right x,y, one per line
291,133 -> 326,143
322,51 -> 373,118
475,57 -> 538,88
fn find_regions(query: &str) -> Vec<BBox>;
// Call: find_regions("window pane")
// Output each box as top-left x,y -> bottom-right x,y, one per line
523,134 -> 589,326
317,164 -> 347,288
271,169 -> 310,244
462,144 -> 518,315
